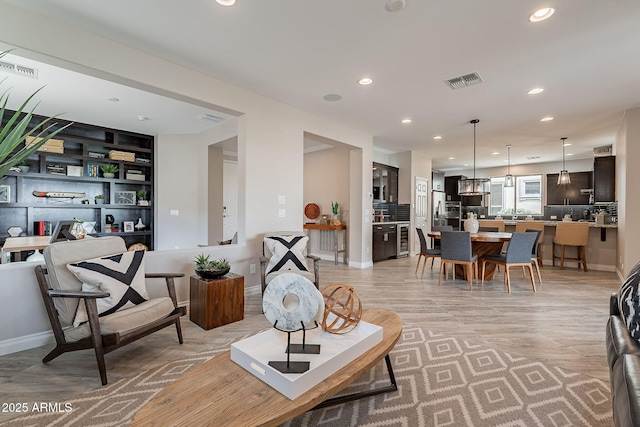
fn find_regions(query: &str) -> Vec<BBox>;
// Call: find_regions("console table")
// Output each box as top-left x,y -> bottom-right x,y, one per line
303,223 -> 347,265
131,308 -> 401,427
189,274 -> 244,330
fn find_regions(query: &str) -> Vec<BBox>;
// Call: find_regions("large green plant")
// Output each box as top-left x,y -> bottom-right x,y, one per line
0,50 -> 71,180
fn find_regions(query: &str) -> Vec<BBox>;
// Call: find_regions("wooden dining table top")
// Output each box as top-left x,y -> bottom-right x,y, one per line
428,231 -> 512,243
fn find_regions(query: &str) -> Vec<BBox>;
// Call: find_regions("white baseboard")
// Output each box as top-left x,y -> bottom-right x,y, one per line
349,260 -> 373,269
0,330 -> 54,356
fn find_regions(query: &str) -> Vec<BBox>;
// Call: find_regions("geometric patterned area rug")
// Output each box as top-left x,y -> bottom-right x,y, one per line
0,327 -> 613,427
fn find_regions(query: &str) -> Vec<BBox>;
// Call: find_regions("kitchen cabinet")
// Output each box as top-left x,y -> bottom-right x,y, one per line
0,112 -> 155,249
546,171 -> 592,205
373,162 -> 399,203
432,171 -> 445,191
445,175 -> 464,201
594,156 -> 615,202
372,223 -> 397,262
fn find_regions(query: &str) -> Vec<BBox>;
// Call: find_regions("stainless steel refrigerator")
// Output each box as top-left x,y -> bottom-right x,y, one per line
432,191 -> 447,228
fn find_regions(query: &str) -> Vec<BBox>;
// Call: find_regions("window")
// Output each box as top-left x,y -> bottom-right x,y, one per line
489,174 -> 542,216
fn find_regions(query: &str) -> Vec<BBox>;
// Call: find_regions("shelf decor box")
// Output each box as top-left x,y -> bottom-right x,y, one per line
25,136 -> 64,153
230,319 -> 382,399
108,150 -> 135,162
66,165 -> 83,177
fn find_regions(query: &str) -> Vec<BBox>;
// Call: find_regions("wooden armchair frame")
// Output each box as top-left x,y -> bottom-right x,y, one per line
35,266 -> 185,385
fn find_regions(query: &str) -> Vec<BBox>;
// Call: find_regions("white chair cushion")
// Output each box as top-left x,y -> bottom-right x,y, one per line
63,297 -> 175,343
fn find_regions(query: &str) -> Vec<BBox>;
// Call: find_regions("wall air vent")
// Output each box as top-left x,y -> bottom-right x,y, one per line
196,113 -> 224,123
444,72 -> 483,90
0,60 -> 38,79
593,145 -> 612,157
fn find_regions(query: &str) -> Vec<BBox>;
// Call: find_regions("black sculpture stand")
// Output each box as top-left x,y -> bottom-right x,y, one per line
268,320 -> 321,374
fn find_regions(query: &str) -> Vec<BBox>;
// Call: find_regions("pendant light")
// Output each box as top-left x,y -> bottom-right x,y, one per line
458,119 -> 490,195
557,137 -> 571,185
504,144 -> 514,187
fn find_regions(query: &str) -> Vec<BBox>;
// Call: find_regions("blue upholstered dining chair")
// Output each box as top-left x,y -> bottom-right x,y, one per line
480,232 -> 538,293
416,227 -> 443,278
525,228 -> 543,286
438,231 -> 478,290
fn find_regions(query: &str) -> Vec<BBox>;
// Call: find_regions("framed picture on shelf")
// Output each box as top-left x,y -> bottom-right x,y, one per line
0,185 -> 10,203
114,191 -> 136,205
123,221 -> 134,232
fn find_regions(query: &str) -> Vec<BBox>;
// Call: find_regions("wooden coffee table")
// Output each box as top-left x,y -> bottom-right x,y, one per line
131,308 -> 402,427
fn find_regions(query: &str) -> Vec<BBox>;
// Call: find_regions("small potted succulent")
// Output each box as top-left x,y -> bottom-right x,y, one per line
136,190 -> 149,206
18,160 -> 30,173
194,254 -> 230,279
94,194 -> 105,204
100,164 -> 118,178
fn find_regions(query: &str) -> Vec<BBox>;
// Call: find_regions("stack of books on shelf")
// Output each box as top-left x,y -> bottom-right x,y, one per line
46,164 -> 66,175
87,164 -> 101,178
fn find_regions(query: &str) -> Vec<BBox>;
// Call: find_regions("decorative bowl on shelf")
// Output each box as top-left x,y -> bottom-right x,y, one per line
195,267 -> 230,280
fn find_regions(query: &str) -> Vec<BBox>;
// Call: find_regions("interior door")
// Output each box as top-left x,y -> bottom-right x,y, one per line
415,177 -> 428,253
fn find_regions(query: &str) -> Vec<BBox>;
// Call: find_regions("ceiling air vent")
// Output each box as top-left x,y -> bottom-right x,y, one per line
196,113 -> 224,123
444,72 -> 483,90
0,60 -> 38,79
593,145 -> 612,157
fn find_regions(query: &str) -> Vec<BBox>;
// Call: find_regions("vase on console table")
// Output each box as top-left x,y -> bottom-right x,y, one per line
464,213 -> 479,233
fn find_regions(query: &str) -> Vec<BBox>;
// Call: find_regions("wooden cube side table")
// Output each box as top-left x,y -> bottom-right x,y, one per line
189,273 -> 244,330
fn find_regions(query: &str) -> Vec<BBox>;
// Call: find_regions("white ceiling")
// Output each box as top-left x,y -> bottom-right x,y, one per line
3,0 -> 640,171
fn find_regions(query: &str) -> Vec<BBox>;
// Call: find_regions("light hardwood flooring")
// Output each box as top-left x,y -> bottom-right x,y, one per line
0,256 -> 620,423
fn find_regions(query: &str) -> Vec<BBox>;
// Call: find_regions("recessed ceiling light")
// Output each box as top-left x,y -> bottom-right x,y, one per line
540,116 -> 554,122
107,97 -> 119,102
385,0 -> 406,12
492,151 -> 500,155
401,118 -> 412,124
137,116 -> 150,121
463,163 -> 469,167
528,87 -> 544,95
215,0 -> 236,6
529,7 -> 555,22
448,157 -> 455,160
358,77 -> 373,86
567,153 -> 574,156
563,142 -> 572,147
323,94 -> 342,101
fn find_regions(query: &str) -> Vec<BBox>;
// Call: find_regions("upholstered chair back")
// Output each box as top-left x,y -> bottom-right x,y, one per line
263,231 -> 308,259
478,220 -> 505,232
43,236 -> 127,327
555,222 -> 589,246
440,231 -> 474,262
504,232 -> 538,264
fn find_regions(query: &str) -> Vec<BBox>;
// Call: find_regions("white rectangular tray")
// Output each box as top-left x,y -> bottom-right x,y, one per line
231,320 -> 383,399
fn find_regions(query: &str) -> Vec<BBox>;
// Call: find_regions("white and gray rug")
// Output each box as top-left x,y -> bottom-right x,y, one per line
1,327 -> 613,427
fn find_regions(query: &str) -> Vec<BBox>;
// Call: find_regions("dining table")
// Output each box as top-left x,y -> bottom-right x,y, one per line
428,231 -> 512,281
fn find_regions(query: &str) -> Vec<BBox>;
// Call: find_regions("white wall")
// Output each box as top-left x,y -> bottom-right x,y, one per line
0,4 -> 375,354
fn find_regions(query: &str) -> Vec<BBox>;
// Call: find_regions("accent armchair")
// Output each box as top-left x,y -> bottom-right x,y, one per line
34,236 -> 185,385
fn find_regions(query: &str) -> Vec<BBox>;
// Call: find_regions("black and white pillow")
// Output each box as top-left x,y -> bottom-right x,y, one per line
265,235 -> 309,276
619,261 -> 640,343
68,250 -> 148,327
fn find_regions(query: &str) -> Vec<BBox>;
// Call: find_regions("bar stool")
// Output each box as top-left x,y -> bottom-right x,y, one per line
552,222 -> 589,271
478,220 -> 505,232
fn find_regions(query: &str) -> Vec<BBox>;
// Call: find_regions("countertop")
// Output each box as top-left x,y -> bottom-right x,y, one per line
372,221 -> 410,225
499,220 -> 617,228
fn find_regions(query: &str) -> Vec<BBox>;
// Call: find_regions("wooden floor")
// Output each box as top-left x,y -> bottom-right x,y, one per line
0,255 -> 620,423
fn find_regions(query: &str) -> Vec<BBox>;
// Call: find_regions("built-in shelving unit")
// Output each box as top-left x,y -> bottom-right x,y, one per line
0,112 -> 155,250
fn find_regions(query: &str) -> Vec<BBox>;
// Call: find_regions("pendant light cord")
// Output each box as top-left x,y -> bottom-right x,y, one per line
471,119 -> 479,179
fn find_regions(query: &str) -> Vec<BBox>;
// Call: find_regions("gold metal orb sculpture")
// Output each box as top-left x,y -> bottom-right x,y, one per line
321,284 -> 362,334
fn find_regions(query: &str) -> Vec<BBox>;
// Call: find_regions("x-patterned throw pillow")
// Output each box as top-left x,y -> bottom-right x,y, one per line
68,249 -> 148,327
265,235 -> 309,276
619,260 -> 640,343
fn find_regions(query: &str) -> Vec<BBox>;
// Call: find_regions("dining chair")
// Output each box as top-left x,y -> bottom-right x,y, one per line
478,220 -> 506,232
438,231 -> 478,290
480,232 -> 538,293
515,221 -> 544,267
526,228 -> 543,285
416,228 -> 442,278
552,222 -> 589,271
431,225 -> 453,250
